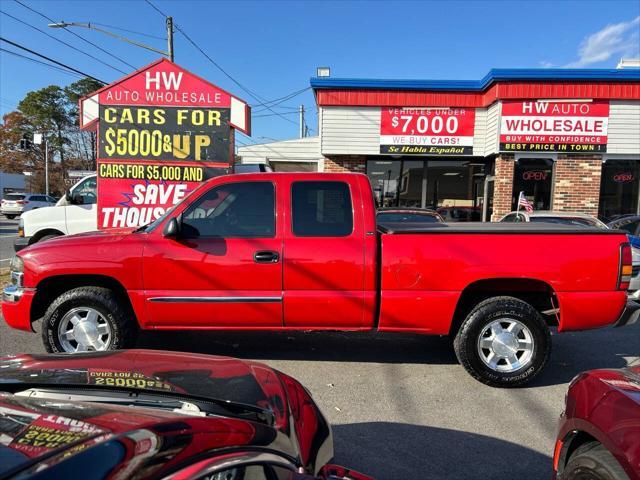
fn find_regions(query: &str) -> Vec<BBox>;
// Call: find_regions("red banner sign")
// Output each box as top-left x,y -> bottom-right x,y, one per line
380,107 -> 475,155
80,59 -> 250,230
500,100 -> 609,152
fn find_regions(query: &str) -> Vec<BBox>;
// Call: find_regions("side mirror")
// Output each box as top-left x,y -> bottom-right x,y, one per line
64,189 -> 72,202
163,217 -> 181,238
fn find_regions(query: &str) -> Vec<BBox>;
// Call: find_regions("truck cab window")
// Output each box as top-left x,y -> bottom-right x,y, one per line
291,181 -> 353,237
73,177 -> 97,205
181,182 -> 275,238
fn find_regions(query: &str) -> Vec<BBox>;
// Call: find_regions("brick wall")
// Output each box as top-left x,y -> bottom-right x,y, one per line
551,155 -> 602,215
323,156 -> 366,173
491,154 -> 515,221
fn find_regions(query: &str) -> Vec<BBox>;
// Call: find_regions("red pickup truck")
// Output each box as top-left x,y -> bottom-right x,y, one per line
3,173 -> 638,387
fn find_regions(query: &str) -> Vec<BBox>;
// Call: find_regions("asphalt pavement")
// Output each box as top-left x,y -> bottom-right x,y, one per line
0,216 -> 19,268
0,307 -> 638,479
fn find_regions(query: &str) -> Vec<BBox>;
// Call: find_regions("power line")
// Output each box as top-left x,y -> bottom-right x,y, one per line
142,0 -> 170,18
0,47 -> 88,78
142,0 -> 302,127
144,0 -> 267,104
253,87 -> 310,111
0,10 -> 128,74
92,22 -> 166,41
14,0 -> 137,70
253,111 -> 299,118
0,37 -> 106,84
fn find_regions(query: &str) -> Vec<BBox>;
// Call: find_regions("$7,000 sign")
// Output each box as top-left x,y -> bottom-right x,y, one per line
380,107 -> 476,155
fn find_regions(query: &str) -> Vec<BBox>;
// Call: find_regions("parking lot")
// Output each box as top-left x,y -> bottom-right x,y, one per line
1,304 -> 637,479
0,217 -> 18,268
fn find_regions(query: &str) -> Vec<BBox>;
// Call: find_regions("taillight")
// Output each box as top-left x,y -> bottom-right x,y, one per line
619,242 -> 632,290
16,200 -> 26,205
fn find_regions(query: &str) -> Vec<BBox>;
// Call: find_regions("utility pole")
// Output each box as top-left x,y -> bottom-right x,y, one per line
167,16 -> 174,61
299,104 -> 305,139
32,133 -> 49,196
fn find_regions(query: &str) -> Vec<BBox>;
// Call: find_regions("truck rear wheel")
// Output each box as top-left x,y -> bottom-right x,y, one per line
42,287 -> 137,353
453,296 -> 550,388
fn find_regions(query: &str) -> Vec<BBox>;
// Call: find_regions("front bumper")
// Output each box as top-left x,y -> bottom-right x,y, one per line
614,300 -> 640,327
13,236 -> 30,252
2,273 -> 35,332
1,207 -> 23,215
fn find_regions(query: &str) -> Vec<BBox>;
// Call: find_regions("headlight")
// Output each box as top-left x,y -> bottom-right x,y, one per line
9,256 -> 23,274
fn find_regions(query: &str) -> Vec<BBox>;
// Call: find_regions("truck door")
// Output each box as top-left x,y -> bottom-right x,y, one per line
142,180 -> 283,327
283,179 -> 369,329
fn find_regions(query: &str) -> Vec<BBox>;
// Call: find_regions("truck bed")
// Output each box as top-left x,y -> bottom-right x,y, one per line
377,222 -> 624,235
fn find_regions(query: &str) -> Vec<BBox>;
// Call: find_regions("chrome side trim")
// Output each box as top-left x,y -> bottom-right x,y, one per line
148,296 -> 282,303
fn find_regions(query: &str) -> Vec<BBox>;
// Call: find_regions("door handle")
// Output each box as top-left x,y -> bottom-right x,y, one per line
254,250 -> 279,263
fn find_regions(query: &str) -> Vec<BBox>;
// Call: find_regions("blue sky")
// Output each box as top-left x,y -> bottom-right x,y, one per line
1,0 -> 639,145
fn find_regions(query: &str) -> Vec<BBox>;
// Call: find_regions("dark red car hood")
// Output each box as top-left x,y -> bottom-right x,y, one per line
0,350 -> 287,426
0,350 -> 333,477
591,365 -> 640,404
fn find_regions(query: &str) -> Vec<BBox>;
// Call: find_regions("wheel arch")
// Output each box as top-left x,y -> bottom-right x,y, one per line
30,228 -> 65,244
449,277 -> 558,336
557,430 -> 599,476
31,274 -> 138,327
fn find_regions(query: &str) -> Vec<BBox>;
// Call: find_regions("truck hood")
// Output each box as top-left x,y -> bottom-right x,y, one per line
24,228 -> 134,250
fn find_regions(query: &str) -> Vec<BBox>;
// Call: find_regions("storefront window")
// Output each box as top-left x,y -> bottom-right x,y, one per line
366,158 -> 488,221
598,159 -> 640,221
512,158 -> 553,211
367,160 -> 401,207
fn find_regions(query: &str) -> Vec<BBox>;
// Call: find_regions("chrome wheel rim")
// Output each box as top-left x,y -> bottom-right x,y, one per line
58,307 -> 111,353
477,319 -> 534,373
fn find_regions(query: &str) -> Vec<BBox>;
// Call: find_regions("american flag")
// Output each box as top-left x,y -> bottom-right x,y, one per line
518,192 -> 534,213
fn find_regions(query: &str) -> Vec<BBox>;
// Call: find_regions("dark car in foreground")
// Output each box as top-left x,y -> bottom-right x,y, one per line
0,349 -> 371,480
553,366 -> 640,480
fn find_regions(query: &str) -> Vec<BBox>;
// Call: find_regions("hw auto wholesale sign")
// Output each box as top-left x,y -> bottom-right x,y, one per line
500,100 -> 609,153
80,58 -> 250,230
380,107 -> 475,155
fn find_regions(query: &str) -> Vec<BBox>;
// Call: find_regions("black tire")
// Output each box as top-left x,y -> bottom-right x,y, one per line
5,214 -> 16,219
453,296 -> 551,387
562,442 -> 629,480
42,287 -> 137,353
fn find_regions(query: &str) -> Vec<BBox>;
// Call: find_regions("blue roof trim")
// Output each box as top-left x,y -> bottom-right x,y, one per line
310,68 -> 640,91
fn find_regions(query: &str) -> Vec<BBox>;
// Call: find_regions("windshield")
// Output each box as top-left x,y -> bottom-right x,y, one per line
3,194 -> 25,201
143,182 -> 211,233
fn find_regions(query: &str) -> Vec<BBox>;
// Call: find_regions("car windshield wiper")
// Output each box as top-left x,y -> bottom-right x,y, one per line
6,383 -> 276,426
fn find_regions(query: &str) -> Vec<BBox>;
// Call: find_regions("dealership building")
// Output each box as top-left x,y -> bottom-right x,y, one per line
238,68 -> 640,221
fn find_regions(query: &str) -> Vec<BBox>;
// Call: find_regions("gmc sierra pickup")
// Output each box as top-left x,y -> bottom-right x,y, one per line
3,173 -> 638,387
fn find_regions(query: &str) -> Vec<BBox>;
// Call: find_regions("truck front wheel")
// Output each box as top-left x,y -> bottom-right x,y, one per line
453,296 -> 551,388
42,287 -> 137,353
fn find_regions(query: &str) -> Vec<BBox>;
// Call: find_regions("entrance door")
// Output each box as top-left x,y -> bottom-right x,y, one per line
142,180 -> 283,327
598,159 -> 640,221
512,158 -> 554,211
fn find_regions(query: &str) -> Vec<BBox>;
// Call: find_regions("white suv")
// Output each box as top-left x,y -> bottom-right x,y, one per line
1,193 -> 56,219
14,175 -> 97,251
